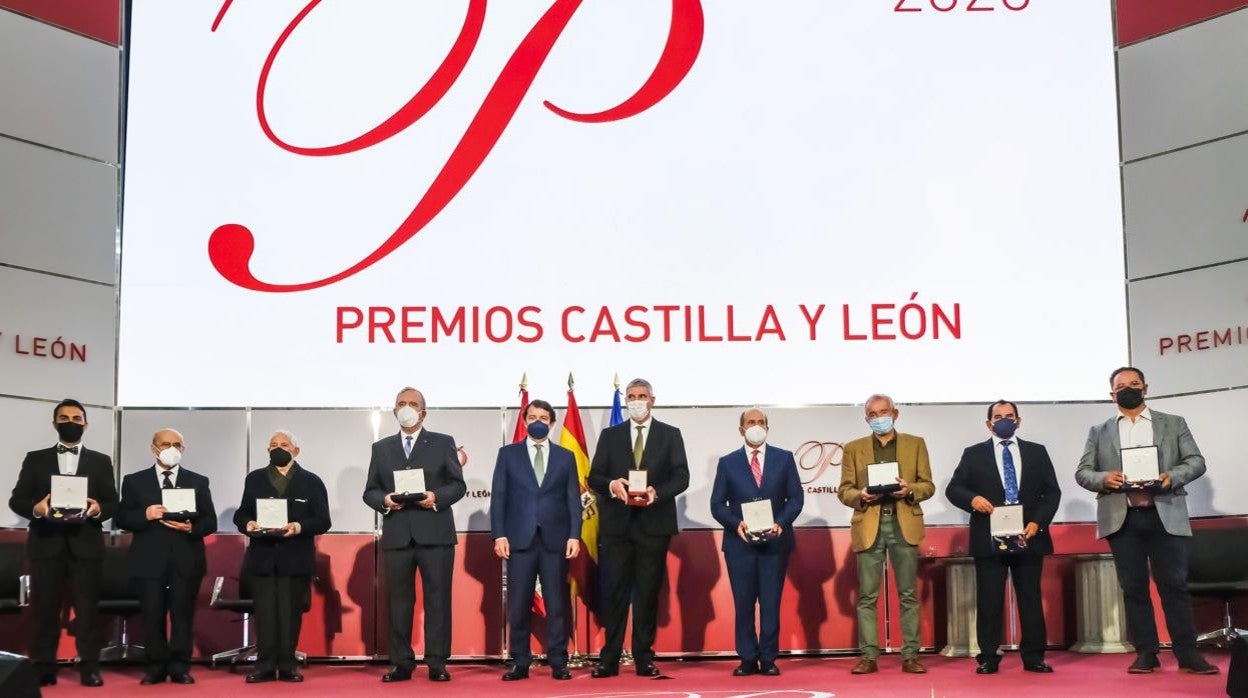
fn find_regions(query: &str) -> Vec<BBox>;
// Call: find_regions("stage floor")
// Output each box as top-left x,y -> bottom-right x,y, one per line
44,651 -> 1230,697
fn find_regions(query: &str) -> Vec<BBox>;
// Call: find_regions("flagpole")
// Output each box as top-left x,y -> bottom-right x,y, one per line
567,584 -> 587,668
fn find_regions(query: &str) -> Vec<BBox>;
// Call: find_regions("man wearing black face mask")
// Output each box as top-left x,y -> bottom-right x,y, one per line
8,398 -> 118,687
1075,367 -> 1218,675
233,430 -> 331,683
489,399 -> 582,681
946,400 -> 1060,675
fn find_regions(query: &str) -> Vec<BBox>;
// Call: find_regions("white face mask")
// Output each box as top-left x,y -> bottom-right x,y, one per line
744,424 -> 767,446
157,446 -> 182,467
396,405 -> 421,429
626,400 -> 650,421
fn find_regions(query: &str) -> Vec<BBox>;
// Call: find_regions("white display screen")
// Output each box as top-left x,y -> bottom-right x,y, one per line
120,0 -> 1125,407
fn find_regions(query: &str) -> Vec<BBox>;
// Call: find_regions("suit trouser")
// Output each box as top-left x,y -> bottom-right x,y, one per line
384,543 -> 454,670
30,552 -> 102,676
506,534 -> 571,669
250,574 -> 309,673
138,571 -> 202,675
854,512 -> 920,660
1106,507 -> 1199,660
974,553 -> 1046,665
724,544 -> 790,663
598,529 -> 671,667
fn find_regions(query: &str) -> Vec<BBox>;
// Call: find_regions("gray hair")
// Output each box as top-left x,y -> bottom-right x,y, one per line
864,394 -> 896,413
394,386 -> 425,408
151,428 -> 186,447
625,378 -> 653,395
738,406 -> 768,427
270,429 -> 300,448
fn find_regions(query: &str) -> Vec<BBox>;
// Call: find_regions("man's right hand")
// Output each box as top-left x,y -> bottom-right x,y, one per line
736,521 -> 751,542
384,493 -> 405,510
32,494 -> 50,518
146,504 -> 168,521
971,496 -> 994,514
1104,471 -> 1126,490
494,537 -> 510,559
609,478 -> 629,501
860,490 -> 880,504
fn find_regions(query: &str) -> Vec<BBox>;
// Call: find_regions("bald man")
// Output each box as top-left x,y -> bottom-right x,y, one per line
116,428 -> 218,684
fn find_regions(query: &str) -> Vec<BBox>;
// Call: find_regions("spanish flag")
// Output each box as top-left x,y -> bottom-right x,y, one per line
560,381 -> 598,618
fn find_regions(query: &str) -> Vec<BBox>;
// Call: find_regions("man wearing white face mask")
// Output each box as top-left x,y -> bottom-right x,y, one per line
837,394 -> 934,675
709,408 -> 803,677
363,387 -> 466,683
116,428 -> 218,685
588,378 -> 689,678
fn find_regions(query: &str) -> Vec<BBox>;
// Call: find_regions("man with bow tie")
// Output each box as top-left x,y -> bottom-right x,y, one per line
7,398 -> 118,688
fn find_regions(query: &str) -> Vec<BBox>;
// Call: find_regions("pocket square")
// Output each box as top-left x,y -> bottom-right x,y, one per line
295,498 -> 308,503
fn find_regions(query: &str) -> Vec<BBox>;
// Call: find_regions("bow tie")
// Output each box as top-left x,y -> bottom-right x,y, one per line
56,444 -> 79,455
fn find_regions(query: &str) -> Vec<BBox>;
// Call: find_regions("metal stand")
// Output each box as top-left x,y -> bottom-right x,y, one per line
1196,600 -> 1247,647
567,591 -> 588,668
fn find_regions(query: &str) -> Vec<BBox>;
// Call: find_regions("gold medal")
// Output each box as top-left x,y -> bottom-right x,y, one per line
52,509 -> 63,519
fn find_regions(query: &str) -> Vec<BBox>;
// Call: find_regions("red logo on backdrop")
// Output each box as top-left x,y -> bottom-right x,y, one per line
207,0 -> 705,293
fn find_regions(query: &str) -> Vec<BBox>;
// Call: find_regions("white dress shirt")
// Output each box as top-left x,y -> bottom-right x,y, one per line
744,442 -> 767,478
991,435 -> 1023,491
400,428 -> 423,456
629,417 -> 652,455
57,442 -> 81,475
156,463 -> 180,488
1117,408 -> 1154,449
528,437 -> 549,481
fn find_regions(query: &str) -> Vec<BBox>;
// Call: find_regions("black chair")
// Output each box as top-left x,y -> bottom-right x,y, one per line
1188,526 -> 1248,646
0,542 -> 30,614
99,540 -> 144,661
208,572 -> 308,668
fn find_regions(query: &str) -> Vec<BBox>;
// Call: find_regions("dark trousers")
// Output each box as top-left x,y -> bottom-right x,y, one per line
506,535 -> 571,669
30,553 -> 102,676
138,572 -> 202,676
598,530 -> 671,667
250,574 -> 309,673
724,545 -> 789,663
384,543 -> 454,670
974,553 -> 1046,665
1106,507 -> 1198,659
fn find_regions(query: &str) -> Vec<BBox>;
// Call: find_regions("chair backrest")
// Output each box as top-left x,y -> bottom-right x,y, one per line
1188,527 -> 1248,585
99,543 -> 137,601
0,542 -> 23,599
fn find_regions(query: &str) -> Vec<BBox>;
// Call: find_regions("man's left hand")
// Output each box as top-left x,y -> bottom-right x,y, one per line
891,477 -> 911,499
645,486 -> 657,505
1159,473 -> 1173,491
85,497 -> 101,518
1023,522 -> 1039,540
418,491 -> 437,509
160,519 -> 193,533
282,522 -> 302,537
565,539 -> 580,559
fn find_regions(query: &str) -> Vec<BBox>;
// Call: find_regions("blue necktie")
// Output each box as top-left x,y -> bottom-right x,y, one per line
403,435 -> 413,459
1001,440 -> 1019,504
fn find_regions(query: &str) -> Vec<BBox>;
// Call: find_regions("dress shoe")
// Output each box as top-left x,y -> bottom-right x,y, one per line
80,671 -> 104,687
39,674 -> 57,687
732,660 -> 759,676
381,667 -> 412,682
140,672 -> 167,685
1024,662 -> 1054,673
245,671 -> 276,683
552,667 -> 572,680
428,667 -> 451,682
901,657 -> 927,674
1179,658 -> 1220,675
975,661 -> 999,674
759,661 -> 780,676
278,670 -> 304,682
851,658 -> 878,674
170,673 -> 196,684
502,665 -> 529,681
1127,654 -> 1160,674
591,664 -> 619,678
635,662 -> 660,677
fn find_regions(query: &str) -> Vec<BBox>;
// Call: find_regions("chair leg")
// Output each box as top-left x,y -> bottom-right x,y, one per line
1196,600 -> 1245,647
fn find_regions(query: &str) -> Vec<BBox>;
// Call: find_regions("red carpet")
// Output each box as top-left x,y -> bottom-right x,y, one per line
43,651 -> 1230,697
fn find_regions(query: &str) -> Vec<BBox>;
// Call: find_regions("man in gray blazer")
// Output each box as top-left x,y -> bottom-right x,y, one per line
363,387 -> 467,683
1075,367 -> 1217,675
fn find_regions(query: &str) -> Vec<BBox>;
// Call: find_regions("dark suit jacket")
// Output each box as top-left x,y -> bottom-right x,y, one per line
588,419 -> 690,539
490,440 -> 582,553
115,465 -> 218,578
363,430 -> 467,549
8,446 -> 119,560
945,438 -> 1061,557
232,464 -> 331,577
710,445 -> 804,555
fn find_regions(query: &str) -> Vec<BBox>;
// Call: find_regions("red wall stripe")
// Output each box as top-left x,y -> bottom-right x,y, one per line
0,0 -> 120,45
1117,0 -> 1248,46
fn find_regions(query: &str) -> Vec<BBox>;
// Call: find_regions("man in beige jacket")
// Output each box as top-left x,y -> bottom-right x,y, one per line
837,394 -> 935,675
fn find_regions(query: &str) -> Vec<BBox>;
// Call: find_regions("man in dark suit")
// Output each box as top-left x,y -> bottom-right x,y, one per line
233,430 -> 331,683
1075,367 -> 1218,675
115,428 -> 218,684
490,399 -> 582,681
7,398 -> 118,688
363,387 -> 467,683
710,408 -> 803,677
588,377 -> 689,677
946,400 -> 1060,675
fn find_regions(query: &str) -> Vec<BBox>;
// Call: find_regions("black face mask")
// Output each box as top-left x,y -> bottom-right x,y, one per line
1115,387 -> 1145,410
269,447 -> 293,467
55,422 -> 84,443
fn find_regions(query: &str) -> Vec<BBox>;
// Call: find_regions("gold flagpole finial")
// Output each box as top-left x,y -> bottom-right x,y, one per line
519,372 -> 528,391
613,372 -> 620,390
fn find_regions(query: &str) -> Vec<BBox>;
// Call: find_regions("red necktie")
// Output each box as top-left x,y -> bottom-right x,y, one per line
750,449 -> 762,486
